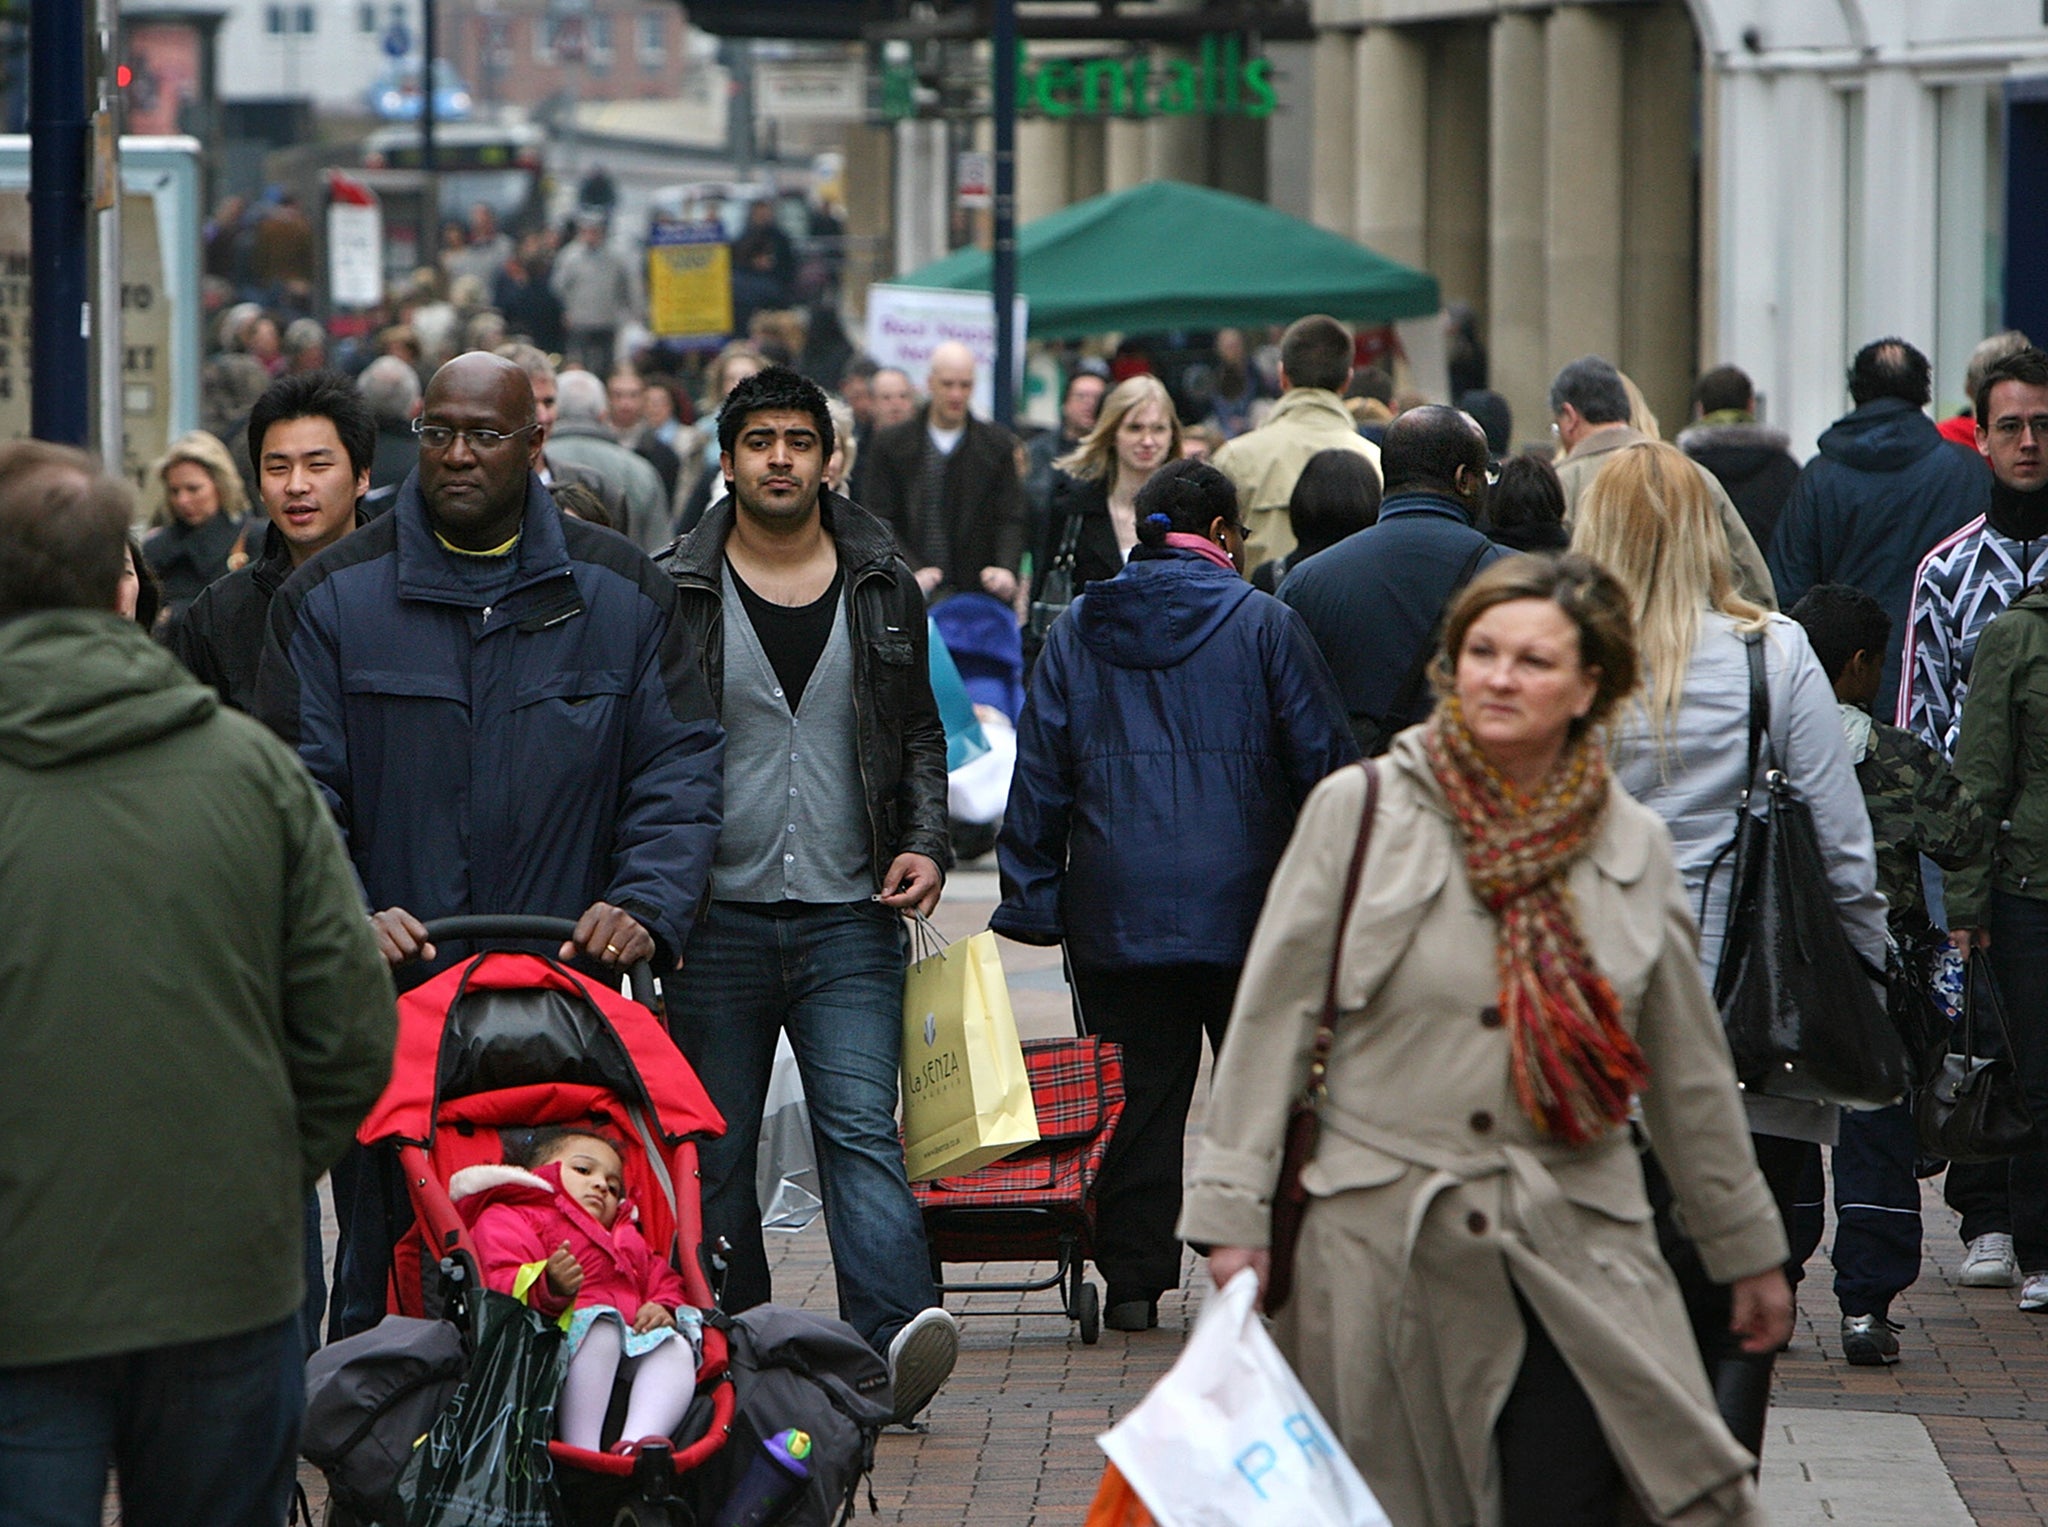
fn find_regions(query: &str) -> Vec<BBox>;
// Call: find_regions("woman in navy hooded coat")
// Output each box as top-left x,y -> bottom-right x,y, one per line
993,458 -> 1357,1331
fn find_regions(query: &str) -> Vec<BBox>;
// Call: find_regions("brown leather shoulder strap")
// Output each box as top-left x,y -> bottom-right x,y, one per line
1308,760 -> 1380,1092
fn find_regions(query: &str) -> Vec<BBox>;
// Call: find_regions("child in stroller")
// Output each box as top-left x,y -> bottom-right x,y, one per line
455,1127 -> 706,1455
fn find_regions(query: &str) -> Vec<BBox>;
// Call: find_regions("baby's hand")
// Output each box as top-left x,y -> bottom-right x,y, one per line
632,1302 -> 676,1335
545,1242 -> 585,1300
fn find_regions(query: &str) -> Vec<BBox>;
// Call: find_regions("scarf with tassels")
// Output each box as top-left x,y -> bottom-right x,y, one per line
1423,695 -> 1649,1145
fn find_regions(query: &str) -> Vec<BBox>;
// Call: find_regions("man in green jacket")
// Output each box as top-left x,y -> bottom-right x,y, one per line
0,441 -> 395,1524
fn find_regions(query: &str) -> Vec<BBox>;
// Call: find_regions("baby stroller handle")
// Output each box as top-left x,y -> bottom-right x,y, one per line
420,915 -> 656,1009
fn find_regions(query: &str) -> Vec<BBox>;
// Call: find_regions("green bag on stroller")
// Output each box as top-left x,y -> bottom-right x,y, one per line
399,1288 -> 569,1527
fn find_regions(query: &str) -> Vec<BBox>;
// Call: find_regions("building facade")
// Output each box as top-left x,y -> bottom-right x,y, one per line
209,0 -> 692,115
997,0 -> 2048,459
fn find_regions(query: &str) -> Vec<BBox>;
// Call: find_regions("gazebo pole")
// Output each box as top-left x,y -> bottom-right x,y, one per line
991,0 -> 1017,431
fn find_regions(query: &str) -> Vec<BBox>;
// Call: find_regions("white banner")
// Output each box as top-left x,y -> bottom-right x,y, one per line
864,284 -> 1029,423
328,202 -> 384,309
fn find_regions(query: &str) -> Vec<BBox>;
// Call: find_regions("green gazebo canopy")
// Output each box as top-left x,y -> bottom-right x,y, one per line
896,179 -> 1441,339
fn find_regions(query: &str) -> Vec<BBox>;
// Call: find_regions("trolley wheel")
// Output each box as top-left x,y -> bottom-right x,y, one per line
1077,1279 -> 1101,1345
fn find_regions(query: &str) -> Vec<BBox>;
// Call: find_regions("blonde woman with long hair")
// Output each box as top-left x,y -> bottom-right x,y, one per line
1571,439 -> 1885,1459
142,429 -> 256,635
1035,374 -> 1182,601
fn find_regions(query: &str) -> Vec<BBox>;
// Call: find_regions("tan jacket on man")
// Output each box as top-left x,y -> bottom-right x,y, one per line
1556,424 -> 1778,609
1212,388 -> 1381,570
1183,739 -> 1784,1527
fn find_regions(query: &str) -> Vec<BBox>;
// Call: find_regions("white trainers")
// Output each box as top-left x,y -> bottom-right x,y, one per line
1959,1232 -> 2020,1288
885,1306 -> 960,1424
2021,1272 -> 2048,1312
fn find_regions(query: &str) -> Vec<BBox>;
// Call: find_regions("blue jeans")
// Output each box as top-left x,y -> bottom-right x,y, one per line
0,1318 -> 302,1527
671,900 -> 938,1353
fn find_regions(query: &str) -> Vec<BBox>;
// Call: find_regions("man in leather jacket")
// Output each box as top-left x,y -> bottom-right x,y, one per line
657,365 -> 960,1424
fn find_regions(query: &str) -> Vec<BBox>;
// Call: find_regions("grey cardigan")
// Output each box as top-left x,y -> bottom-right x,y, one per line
1611,610 -> 1887,1143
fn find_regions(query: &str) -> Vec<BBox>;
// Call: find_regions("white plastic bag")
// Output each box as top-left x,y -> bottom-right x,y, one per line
948,710 -> 1016,826
754,1032 -> 821,1233
1098,1271 -> 1390,1527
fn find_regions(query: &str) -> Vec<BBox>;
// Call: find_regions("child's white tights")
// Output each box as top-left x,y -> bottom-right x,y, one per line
557,1318 -> 697,1450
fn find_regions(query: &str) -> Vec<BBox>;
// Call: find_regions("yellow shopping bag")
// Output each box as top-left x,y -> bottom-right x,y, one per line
900,920 -> 1039,1182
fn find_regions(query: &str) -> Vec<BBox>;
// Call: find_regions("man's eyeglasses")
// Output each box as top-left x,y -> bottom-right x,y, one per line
1989,416 -> 2048,442
412,420 -> 540,452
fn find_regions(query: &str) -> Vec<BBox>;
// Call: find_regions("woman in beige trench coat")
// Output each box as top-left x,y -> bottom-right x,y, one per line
1182,554 -> 1793,1526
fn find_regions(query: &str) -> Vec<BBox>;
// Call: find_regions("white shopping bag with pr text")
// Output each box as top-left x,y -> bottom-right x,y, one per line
1098,1270 -> 1389,1527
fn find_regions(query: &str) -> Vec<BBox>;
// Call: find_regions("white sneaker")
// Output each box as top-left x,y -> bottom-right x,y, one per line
1959,1232 -> 2020,1288
885,1306 -> 959,1424
2021,1272 -> 2048,1312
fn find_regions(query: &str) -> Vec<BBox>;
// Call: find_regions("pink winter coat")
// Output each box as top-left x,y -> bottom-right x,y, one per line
452,1161 -> 688,1321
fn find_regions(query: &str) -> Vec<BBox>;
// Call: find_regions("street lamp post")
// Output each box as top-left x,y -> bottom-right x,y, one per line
991,0 -> 1016,432
29,0 -> 91,445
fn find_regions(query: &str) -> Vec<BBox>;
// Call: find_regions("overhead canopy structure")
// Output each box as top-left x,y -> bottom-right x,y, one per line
897,179 -> 1441,339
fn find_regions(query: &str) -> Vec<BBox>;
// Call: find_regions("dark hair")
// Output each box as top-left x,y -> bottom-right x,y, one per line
1484,455 -> 1569,552
1456,389 -> 1512,456
1133,458 -> 1238,544
1692,365 -> 1755,416
247,370 -> 377,481
1279,315 -> 1353,394
128,532 -> 163,631
840,356 -> 878,386
0,441 -> 135,619
1789,583 -> 1891,685
517,1126 -> 627,1170
1349,365 -> 1394,405
1435,553 -> 1639,737
717,364 -> 835,461
1286,449 -> 1380,556
1975,347 -> 2048,427
1380,404 -> 1489,496
1848,338 -> 1932,409
550,480 -> 613,530
1548,356 -> 1630,426
1062,367 -> 1108,402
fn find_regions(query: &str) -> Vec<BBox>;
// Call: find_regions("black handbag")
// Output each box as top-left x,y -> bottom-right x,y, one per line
1706,633 -> 1909,1109
1885,933 -> 1952,1090
1023,508 -> 1086,663
1915,954 -> 2043,1164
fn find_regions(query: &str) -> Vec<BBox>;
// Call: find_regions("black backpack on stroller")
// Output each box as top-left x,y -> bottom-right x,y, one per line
684,1305 -> 893,1527
302,1315 -> 469,1525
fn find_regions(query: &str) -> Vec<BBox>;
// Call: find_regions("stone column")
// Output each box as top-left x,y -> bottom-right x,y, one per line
1544,5 -> 1625,373
1619,1 -> 1699,430
1488,11 -> 1548,449
1017,117 -> 1072,225
1106,118 -> 1148,192
1308,31 -> 1356,235
1068,119 -> 1109,203
1426,21 -> 1490,323
838,122 -> 894,314
1857,66 -> 1939,362
1353,24 -> 1427,266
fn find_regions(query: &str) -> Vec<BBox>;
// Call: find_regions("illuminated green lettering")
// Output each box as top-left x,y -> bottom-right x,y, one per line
1243,55 -> 1275,117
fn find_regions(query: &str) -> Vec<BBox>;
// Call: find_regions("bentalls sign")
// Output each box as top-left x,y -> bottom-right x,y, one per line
1017,34 -> 1276,120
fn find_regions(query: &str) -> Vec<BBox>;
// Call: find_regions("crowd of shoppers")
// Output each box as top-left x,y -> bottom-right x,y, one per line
15,260 -> 2048,1525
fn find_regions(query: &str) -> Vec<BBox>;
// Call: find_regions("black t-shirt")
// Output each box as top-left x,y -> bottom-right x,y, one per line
730,560 -> 844,710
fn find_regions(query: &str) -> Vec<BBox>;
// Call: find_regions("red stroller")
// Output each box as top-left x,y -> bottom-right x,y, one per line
355,916 -> 734,1524
911,1035 -> 1126,1344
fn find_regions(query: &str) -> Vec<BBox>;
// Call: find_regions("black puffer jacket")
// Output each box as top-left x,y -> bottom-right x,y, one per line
658,490 -> 953,886
1677,418 -> 1801,554
171,515 -> 365,714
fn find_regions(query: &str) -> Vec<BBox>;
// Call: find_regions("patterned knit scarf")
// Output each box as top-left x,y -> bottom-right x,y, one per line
1423,695 -> 1649,1144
